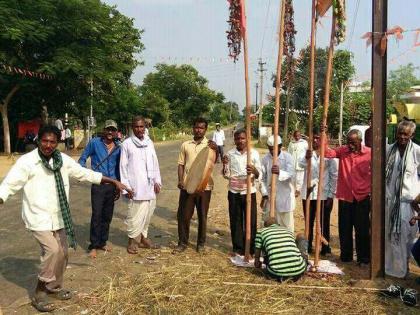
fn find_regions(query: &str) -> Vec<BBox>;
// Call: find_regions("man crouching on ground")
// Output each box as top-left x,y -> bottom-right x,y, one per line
0,125 -> 132,312
254,217 -> 308,282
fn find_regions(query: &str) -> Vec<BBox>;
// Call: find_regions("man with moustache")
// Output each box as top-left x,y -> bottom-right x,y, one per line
0,125 -> 131,312
175,117 -> 218,253
120,116 -> 162,254
316,128 -> 371,266
223,128 -> 261,255
385,120 -> 420,278
79,120 -> 121,258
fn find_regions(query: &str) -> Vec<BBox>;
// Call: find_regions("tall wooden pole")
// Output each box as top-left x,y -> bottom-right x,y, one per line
282,63 -> 292,146
269,0 -> 287,219
270,0 -> 286,218
314,13 -> 336,269
370,0 -> 387,279
242,0 -> 253,262
338,81 -> 344,146
304,0 -> 317,240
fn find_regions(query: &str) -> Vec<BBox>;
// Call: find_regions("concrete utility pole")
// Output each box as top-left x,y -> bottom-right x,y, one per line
257,58 -> 266,140
255,83 -> 259,112
371,0 -> 387,279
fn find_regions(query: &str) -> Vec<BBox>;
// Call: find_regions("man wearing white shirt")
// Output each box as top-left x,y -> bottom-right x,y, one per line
222,129 -> 262,255
300,131 -> 337,255
120,116 -> 162,254
260,135 -> 296,233
0,125 -> 131,312
288,130 -> 308,196
212,123 -> 225,163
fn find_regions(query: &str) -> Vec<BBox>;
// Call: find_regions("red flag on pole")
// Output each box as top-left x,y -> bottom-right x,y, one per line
316,0 -> 332,17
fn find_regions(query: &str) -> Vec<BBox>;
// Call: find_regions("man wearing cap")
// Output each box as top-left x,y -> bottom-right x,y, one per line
260,135 -> 296,233
79,119 -> 121,258
212,123 -> 225,163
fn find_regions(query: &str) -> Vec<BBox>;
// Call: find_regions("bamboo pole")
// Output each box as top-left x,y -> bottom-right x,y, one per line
269,0 -> 287,219
242,0 -> 252,262
314,13 -> 336,269
282,63 -> 292,146
304,0 -> 317,240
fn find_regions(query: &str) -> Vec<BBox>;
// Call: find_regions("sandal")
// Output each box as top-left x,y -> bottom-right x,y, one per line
32,296 -> 56,312
48,289 -> 73,300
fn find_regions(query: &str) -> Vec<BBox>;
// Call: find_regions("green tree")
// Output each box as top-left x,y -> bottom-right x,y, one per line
0,0 -> 143,153
139,64 -> 226,126
387,64 -> 420,117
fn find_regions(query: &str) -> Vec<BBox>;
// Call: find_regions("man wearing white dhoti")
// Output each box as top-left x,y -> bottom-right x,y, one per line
260,135 -> 296,233
120,116 -> 162,254
385,120 -> 420,278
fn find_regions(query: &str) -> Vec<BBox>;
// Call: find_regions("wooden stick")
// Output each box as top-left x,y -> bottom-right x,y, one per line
304,0 -> 317,240
242,0 -> 252,262
269,0 -> 287,219
314,13 -> 336,269
222,281 -> 384,292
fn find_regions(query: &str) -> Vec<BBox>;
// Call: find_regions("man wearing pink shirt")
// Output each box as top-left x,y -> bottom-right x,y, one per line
323,129 -> 371,265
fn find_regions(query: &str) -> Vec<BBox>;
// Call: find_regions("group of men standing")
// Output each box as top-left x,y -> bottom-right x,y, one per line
0,116 -> 160,311
0,115 -> 419,311
79,117 -> 161,257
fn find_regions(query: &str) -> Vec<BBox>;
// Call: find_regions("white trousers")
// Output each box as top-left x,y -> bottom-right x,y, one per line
262,208 -> 295,233
277,211 -> 295,234
125,199 -> 156,239
294,170 -> 305,192
385,201 -> 418,278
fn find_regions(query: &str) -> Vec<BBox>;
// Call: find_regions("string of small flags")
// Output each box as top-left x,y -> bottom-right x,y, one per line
1,64 -> 54,80
361,26 -> 420,56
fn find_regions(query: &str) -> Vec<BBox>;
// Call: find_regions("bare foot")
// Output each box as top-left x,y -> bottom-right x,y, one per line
127,238 -> 138,254
89,249 -> 97,258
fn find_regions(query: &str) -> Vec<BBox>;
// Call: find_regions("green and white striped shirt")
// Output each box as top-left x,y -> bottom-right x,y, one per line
255,224 -> 307,277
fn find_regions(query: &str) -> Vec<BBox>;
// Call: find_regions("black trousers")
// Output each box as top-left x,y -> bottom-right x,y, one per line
89,184 -> 116,250
216,146 -> 224,161
338,197 -> 371,263
302,199 -> 332,252
228,191 -> 257,255
177,189 -> 211,247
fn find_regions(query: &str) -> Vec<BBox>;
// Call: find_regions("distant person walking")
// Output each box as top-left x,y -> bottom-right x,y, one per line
212,123 -> 225,163
64,126 -> 72,151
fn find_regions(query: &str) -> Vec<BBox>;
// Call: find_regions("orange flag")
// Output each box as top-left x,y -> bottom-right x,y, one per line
316,0 -> 332,17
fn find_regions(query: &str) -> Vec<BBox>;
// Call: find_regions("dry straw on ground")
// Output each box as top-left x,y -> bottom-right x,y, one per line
75,248 -> 417,315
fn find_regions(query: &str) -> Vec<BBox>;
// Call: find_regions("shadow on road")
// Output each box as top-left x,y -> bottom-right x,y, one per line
0,257 -> 38,295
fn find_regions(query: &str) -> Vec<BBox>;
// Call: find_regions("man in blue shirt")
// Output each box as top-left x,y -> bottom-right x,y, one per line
79,120 -> 121,258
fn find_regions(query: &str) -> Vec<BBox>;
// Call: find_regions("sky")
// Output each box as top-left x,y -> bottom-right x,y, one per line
103,0 -> 420,108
